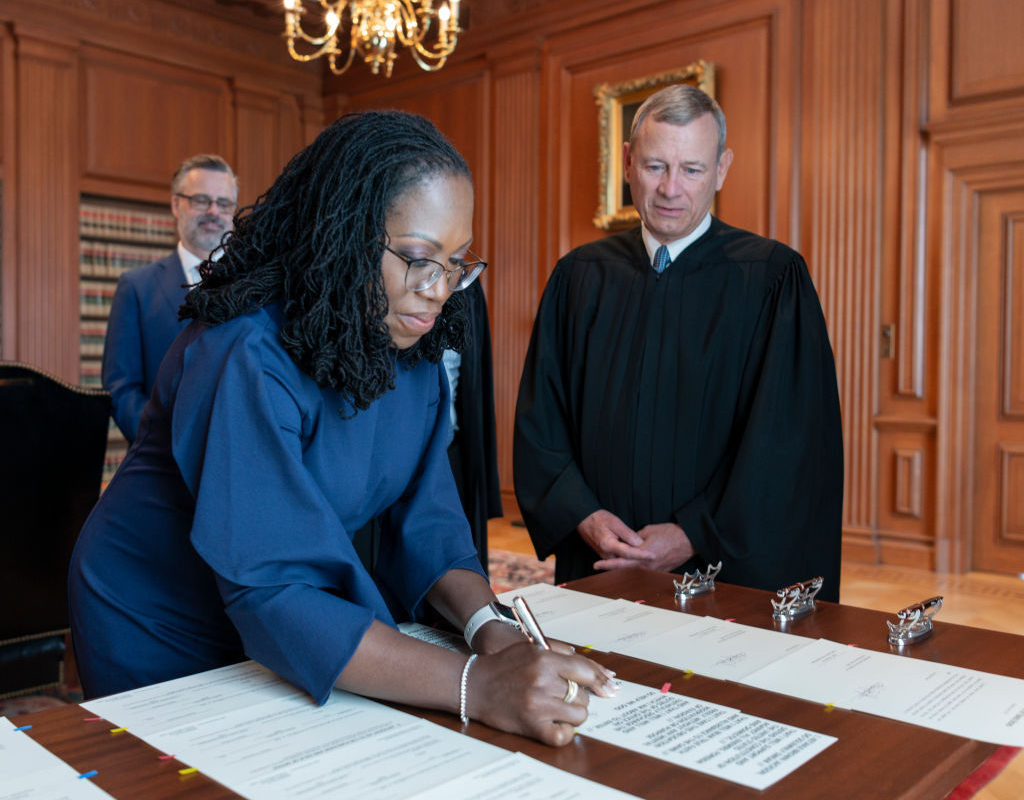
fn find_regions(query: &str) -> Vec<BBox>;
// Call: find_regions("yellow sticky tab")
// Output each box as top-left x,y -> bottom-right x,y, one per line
109,727 -> 127,734
178,767 -> 199,776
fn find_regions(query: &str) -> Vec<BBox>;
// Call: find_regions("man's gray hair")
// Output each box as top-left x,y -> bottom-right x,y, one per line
629,84 -> 727,159
171,154 -> 238,195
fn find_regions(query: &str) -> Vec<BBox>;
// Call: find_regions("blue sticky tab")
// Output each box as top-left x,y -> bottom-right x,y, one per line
13,725 -> 32,732
78,770 -> 98,780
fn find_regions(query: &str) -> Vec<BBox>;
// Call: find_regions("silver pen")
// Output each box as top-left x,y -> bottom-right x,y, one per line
511,595 -> 550,650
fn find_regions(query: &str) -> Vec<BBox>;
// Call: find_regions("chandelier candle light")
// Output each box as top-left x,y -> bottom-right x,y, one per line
282,0 -> 462,78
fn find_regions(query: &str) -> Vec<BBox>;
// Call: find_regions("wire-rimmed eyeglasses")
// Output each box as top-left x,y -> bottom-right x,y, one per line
385,246 -> 487,292
174,193 -> 238,214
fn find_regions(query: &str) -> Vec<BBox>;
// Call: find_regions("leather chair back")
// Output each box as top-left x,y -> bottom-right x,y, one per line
0,361 -> 110,696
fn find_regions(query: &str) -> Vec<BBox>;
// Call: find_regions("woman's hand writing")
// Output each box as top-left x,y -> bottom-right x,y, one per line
465,642 -> 617,746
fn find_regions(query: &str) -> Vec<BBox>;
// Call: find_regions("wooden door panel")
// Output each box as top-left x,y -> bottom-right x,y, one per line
973,190 -> 1024,573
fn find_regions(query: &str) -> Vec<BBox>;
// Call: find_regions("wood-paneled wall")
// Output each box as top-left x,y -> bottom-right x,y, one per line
3,0 -> 1023,575
327,0 -> 1024,574
0,0 -> 323,379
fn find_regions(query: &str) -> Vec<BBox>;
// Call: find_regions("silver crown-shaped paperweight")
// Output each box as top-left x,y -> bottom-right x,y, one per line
673,561 -> 723,599
770,577 -> 823,622
887,596 -> 943,646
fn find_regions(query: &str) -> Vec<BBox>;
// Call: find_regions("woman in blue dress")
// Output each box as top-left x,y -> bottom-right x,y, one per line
69,110 -> 615,746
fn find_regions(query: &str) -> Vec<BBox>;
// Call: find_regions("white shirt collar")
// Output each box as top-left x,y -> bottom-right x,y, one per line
177,241 -> 222,287
641,212 -> 712,268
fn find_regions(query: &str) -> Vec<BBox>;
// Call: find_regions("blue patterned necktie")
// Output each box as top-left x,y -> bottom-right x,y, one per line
652,244 -> 670,273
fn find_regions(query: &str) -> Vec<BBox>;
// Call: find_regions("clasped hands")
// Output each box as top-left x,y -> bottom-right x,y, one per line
578,509 -> 694,572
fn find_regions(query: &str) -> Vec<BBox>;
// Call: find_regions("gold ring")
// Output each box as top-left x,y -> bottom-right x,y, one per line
563,678 -> 579,704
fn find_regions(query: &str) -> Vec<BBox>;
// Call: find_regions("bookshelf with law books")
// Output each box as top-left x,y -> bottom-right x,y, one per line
78,197 -> 177,486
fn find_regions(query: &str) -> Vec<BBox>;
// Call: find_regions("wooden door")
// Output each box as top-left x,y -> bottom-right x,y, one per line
973,188 -> 1024,574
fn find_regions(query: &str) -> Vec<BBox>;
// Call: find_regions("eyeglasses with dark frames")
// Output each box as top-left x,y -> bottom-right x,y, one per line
174,193 -> 238,214
385,245 -> 488,292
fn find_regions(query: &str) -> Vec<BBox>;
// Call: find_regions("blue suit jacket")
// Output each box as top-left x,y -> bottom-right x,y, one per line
102,252 -> 190,442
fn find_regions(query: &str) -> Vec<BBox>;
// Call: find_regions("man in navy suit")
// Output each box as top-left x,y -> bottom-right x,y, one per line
102,154 -> 238,442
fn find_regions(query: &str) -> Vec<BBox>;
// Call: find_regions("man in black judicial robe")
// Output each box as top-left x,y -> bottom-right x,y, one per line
513,84 -> 843,601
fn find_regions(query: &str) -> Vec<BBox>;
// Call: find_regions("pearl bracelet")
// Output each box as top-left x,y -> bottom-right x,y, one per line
459,653 -> 478,724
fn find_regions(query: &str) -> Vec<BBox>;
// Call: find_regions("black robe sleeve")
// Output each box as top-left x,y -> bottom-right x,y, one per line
672,254 -> 844,601
514,262 -> 602,559
450,280 -> 503,569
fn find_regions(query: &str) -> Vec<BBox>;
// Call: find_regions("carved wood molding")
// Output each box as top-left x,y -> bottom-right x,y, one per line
925,110 -> 1024,144
999,444 -> 1024,544
801,0 -> 887,531
931,0 -> 1024,117
490,68 -> 539,493
874,415 -> 938,432
0,0 -> 319,93
79,46 -> 234,188
11,32 -> 80,380
894,447 -> 924,519
1005,212 -> 1024,420
896,0 -> 929,399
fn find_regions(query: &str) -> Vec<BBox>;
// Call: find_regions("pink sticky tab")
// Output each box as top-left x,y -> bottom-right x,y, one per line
635,599 -> 647,604
82,717 -> 102,723
724,617 -> 736,622
660,682 -> 671,693
159,754 -> 176,761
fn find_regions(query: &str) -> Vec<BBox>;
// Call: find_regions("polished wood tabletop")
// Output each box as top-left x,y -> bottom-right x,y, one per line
13,568 -> 1021,799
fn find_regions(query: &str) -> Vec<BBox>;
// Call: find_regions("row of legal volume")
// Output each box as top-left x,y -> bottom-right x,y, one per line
79,198 -> 174,486
79,239 -> 173,278
80,201 -> 177,246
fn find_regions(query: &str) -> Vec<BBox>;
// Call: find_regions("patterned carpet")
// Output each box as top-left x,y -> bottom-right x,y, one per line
0,549 -> 552,718
488,548 -> 555,594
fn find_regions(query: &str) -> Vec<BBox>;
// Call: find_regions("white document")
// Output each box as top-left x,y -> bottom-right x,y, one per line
82,660 -> 306,738
744,638 -> 1024,745
496,582 -> 616,624
1,717 -> 113,799
145,694 -> 504,799
85,662 -> 506,800
398,621 -> 471,654
743,638 -> 888,708
625,617 -> 812,681
578,680 -> 836,791
542,598 -> 700,653
408,751 -> 640,799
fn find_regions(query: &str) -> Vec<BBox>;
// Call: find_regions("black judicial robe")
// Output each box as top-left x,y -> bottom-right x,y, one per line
448,280 -> 503,570
513,218 -> 844,601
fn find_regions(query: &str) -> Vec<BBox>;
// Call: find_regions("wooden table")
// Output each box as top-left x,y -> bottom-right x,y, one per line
13,568 -> 1022,798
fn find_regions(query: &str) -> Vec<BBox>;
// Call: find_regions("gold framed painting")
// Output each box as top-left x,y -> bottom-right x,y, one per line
592,60 -> 715,230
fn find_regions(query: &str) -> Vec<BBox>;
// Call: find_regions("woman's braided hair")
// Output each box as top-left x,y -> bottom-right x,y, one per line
181,110 -> 472,411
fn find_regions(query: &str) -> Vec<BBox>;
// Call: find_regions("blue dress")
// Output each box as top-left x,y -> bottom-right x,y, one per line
69,303 -> 483,703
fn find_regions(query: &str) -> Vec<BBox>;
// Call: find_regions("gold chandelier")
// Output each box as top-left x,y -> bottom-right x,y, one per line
282,1 -> 462,78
